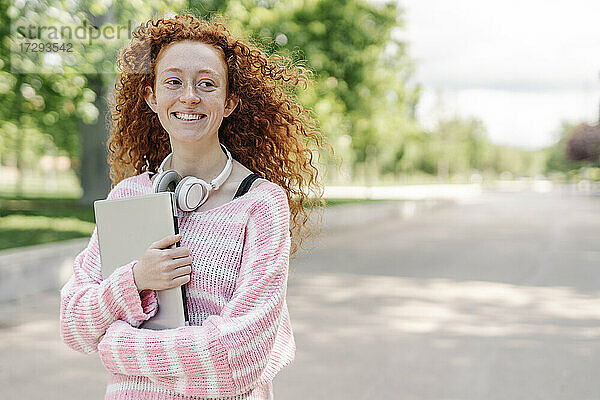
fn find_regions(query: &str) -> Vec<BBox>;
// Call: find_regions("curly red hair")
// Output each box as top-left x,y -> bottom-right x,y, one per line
106,13 -> 331,258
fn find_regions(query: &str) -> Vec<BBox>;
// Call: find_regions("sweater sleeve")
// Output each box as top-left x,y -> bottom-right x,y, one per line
96,184 -> 294,398
59,180 -> 159,354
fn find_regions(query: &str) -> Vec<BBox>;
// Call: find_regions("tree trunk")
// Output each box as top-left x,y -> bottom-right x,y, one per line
14,131 -> 23,196
14,75 -> 24,196
78,73 -> 111,206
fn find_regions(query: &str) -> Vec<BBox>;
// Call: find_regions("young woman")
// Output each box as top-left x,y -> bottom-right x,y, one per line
60,13 -> 329,399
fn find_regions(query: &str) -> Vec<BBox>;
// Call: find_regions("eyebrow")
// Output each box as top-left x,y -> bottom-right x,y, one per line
159,67 -> 221,77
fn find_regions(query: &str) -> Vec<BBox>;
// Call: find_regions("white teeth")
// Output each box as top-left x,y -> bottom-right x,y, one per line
174,112 -> 204,120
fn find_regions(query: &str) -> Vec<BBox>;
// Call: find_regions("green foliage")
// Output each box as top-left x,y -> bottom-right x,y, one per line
420,117 -> 488,177
0,195 -> 95,250
418,116 -> 551,180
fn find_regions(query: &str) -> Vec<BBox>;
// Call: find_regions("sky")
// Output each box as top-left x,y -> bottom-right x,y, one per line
387,0 -> 600,150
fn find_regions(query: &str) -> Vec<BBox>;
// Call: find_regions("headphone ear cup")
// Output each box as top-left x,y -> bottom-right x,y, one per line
153,170 -> 182,193
175,176 -> 209,212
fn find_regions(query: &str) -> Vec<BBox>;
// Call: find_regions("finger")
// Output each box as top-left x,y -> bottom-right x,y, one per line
151,234 -> 182,249
171,256 -> 193,269
173,274 -> 191,287
164,246 -> 191,259
171,264 -> 192,278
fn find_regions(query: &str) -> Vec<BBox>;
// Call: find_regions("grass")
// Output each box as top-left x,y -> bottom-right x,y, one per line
321,198 -> 384,206
0,195 -> 95,251
0,192 -> 375,251
0,168 -> 418,251
0,170 -> 82,199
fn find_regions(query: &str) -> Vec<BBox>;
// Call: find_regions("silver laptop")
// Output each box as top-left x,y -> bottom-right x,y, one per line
94,192 -> 188,330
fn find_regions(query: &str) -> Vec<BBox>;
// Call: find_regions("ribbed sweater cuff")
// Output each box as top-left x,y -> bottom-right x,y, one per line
108,261 -> 158,325
140,289 -> 159,318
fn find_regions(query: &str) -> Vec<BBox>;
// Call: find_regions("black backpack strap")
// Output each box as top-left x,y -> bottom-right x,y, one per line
233,173 -> 262,199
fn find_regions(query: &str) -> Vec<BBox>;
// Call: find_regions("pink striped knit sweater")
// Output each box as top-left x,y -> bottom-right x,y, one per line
60,171 -> 295,399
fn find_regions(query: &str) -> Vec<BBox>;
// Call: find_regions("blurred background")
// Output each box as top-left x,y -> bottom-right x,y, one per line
1,0 -> 599,399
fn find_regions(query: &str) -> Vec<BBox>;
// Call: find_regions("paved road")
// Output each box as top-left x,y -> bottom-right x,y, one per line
1,188 -> 599,399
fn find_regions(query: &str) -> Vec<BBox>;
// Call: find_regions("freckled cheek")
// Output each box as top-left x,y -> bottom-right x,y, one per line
162,92 -> 180,103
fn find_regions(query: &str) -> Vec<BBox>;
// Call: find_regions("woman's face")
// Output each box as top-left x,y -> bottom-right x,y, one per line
144,40 -> 238,145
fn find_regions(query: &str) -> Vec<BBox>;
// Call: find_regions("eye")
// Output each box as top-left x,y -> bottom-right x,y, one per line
166,79 -> 180,85
199,81 -> 214,88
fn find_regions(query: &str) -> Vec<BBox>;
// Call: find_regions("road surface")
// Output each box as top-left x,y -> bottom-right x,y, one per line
1,187 -> 598,399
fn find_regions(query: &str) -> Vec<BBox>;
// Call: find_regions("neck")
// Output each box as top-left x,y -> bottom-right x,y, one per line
168,138 -> 228,183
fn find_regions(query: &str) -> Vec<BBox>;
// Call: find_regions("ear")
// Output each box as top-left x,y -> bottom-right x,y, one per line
224,93 -> 240,118
144,86 -> 158,114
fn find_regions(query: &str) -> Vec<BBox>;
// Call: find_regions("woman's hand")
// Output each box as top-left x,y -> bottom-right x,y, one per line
133,234 -> 192,292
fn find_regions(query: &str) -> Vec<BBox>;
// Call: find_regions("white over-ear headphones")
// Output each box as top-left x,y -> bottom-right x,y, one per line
152,143 -> 233,212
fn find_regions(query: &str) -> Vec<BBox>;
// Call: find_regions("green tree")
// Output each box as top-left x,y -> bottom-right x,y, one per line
1,0 -> 86,194
424,116 -> 494,179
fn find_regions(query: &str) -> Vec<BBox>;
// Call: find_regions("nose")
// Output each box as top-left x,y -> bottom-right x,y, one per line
180,82 -> 200,105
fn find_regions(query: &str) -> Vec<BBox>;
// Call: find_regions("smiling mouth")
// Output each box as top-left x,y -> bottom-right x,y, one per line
172,112 -> 207,121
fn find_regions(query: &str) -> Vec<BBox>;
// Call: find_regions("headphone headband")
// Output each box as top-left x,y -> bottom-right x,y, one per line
158,143 -> 232,190
211,145 -> 233,190
153,143 -> 233,212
